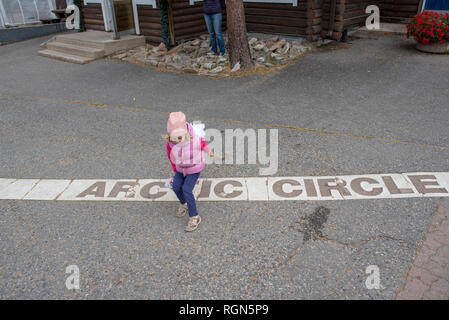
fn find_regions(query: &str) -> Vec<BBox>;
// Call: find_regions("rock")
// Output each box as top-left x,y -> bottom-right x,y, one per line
156,42 -> 167,52
151,51 -> 165,57
191,39 -> 201,46
167,62 -> 183,70
269,39 -> 286,51
280,60 -> 287,65
316,39 -> 333,47
200,34 -> 209,40
114,53 -> 127,59
182,45 -> 197,53
173,54 -> 191,65
198,47 -> 209,56
202,62 -> 216,70
281,42 -> 290,54
292,39 -> 306,46
157,62 -> 167,68
264,62 -> 275,67
248,37 -> 258,46
210,66 -> 223,73
218,56 -> 227,64
183,67 -> 198,74
269,36 -> 279,42
146,59 -> 159,66
253,44 -> 265,51
200,40 -> 210,48
271,53 -> 283,61
290,45 -> 307,56
231,62 -> 240,72
256,56 -> 265,63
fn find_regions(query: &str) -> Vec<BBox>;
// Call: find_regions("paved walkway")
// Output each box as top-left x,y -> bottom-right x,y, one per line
397,198 -> 449,299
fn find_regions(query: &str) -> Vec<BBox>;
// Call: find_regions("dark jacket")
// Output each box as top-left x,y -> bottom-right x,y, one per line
203,0 -> 225,15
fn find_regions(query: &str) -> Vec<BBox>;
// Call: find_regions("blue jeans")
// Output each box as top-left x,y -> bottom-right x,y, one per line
172,171 -> 201,217
203,13 -> 225,54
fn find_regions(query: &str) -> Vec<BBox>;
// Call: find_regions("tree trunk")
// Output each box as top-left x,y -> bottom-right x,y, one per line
226,0 -> 254,70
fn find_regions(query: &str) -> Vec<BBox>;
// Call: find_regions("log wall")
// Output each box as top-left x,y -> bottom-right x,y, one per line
81,3 -> 105,31
170,0 -> 226,43
137,5 -> 163,44
244,0 -> 322,41
80,0 -> 422,45
380,0 -> 420,23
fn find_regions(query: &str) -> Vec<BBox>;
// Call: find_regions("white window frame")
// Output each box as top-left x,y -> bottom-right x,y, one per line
83,0 -> 112,31
84,0 -> 151,33
132,0 -> 157,35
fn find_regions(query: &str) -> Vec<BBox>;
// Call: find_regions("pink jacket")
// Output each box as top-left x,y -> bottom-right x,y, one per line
166,123 -> 211,175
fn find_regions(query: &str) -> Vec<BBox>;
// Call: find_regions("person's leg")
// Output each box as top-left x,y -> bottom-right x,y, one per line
212,12 -> 225,55
203,13 -> 218,53
172,171 -> 186,204
181,172 -> 201,217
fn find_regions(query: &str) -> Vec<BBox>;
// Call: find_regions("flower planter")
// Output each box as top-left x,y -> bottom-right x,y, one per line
416,41 -> 449,54
407,11 -> 449,54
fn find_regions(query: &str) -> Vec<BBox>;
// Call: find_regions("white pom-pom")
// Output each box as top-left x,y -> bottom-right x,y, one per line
191,121 -> 206,138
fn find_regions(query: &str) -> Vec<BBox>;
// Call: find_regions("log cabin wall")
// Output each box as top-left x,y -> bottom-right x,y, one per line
170,0 -> 226,43
136,4 -> 163,44
320,0 -> 346,40
342,0 -> 381,33
80,3 -> 106,31
80,0 -> 420,46
380,0 -> 420,23
244,0 -> 322,41
321,0 -> 382,41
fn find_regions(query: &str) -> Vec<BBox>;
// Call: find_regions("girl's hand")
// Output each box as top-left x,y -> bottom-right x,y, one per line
209,151 -> 214,157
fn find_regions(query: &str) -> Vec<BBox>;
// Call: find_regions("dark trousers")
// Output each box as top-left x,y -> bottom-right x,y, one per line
172,171 -> 201,217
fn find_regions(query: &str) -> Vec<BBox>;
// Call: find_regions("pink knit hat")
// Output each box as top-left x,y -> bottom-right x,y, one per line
167,111 -> 187,141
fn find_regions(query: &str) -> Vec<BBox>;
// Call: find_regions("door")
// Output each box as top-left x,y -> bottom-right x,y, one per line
423,0 -> 449,12
113,0 -> 134,33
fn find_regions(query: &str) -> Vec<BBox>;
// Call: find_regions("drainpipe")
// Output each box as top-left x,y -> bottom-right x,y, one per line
327,0 -> 336,38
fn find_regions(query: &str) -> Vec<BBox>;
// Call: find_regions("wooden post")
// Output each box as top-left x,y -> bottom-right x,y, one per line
167,0 -> 176,46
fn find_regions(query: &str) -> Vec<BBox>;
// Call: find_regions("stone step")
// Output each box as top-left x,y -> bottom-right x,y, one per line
37,49 -> 95,64
54,34 -> 105,49
46,41 -> 105,59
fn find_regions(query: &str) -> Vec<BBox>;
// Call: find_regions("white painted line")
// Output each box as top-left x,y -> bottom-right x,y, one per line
0,179 -> 39,199
23,180 -> 72,200
0,172 -> 448,202
245,178 -> 268,201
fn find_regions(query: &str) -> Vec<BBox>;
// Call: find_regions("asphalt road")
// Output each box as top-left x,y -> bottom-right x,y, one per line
0,32 -> 448,299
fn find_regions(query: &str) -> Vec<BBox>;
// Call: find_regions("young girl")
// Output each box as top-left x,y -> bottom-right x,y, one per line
165,112 -> 213,232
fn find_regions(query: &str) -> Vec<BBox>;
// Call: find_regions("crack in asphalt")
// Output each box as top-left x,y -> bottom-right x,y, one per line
2,91 -> 449,151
